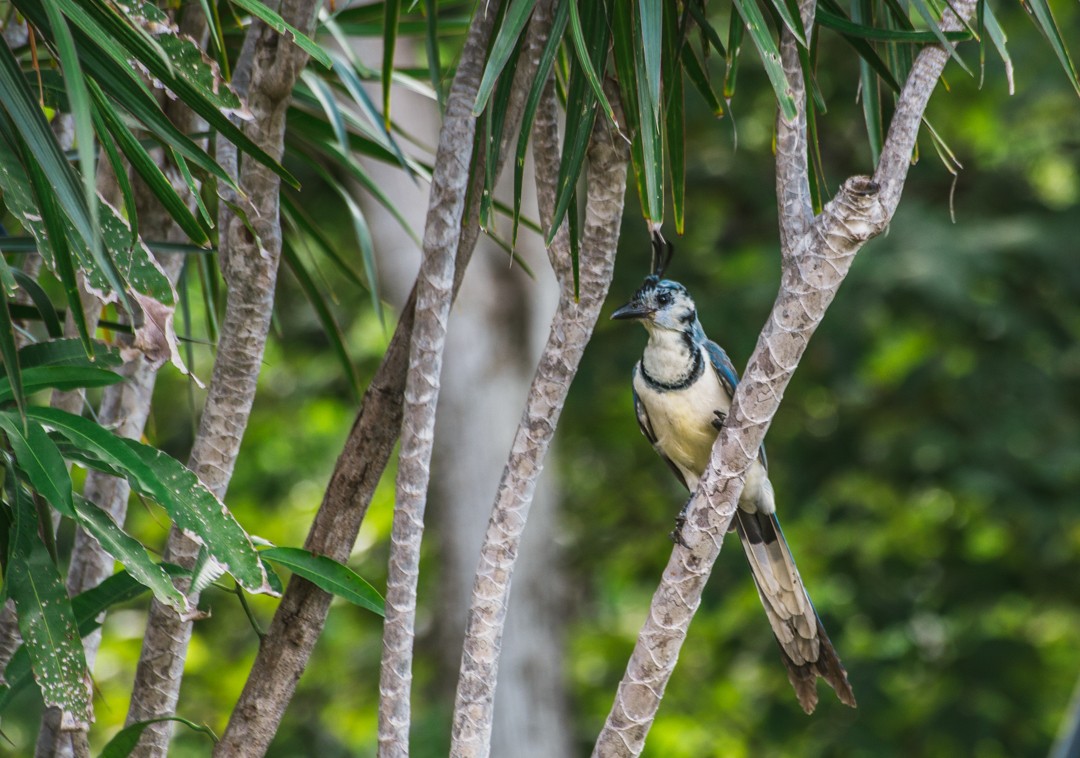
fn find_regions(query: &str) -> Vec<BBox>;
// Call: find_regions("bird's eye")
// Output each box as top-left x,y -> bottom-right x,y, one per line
657,291 -> 672,306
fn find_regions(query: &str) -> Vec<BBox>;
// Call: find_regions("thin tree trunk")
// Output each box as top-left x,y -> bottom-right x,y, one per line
123,4 -> 318,755
593,1 -> 977,754
376,2 -> 506,752
450,77 -> 628,757
214,1 -> 552,750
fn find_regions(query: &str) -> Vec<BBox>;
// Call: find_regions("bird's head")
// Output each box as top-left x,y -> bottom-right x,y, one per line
611,276 -> 699,333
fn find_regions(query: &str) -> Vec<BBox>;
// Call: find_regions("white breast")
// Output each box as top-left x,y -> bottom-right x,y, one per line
634,349 -> 731,491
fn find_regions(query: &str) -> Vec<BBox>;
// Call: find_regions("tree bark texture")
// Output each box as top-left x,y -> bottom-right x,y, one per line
450,78 -> 628,757
593,2 -> 976,755
375,3 -> 505,753
215,2 -> 558,751
123,3 -> 318,755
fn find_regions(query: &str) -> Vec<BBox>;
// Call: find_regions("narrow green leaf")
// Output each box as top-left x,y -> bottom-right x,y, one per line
72,494 -> 189,614
328,54 -> 414,176
980,1 -> 1013,94
262,547 -> 384,617
512,0 -> 569,247
227,0 -> 331,67
420,0 -> 445,109
0,414 -> 74,518
1024,0 -> 1079,97
0,258 -> 24,418
908,0 -> 972,74
281,198 -> 365,290
613,0 -> 648,218
566,0 -> 619,129
724,5 -> 744,100
663,0 -> 686,234
767,0 -> 809,47
94,119 -> 140,249
634,8 -> 663,223
729,0 -> 798,120
89,80 -> 209,245
7,486 -> 91,726
682,44 -> 724,116
638,0 -> 663,119
27,408 -> 273,595
853,0 -> 883,166
474,0 -> 536,115
688,2 -> 727,57
816,7 -> 969,41
549,0 -> 610,244
41,2 -> 100,285
10,271 -> 63,339
282,240 -> 362,404
299,70 -> 351,158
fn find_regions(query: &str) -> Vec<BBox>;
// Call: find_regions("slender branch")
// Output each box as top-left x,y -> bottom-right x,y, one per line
593,2 -> 976,754
376,3 -> 505,752
214,2 -> 552,751
775,0 -> 816,250
122,3 -> 319,755
449,76 -> 628,757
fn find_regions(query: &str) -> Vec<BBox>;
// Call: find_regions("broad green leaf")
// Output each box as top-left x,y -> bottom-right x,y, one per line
72,493 -> 190,614
0,413 -> 74,517
100,717 -> 217,757
7,486 -> 92,726
262,547 -> 384,617
729,0 -> 798,121
15,339 -> 120,371
26,407 -> 273,595
0,565 -> 187,712
474,0 -> 536,115
0,366 -> 122,404
229,0 -> 332,68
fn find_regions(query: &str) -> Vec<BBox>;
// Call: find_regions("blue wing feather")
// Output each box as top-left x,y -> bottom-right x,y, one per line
703,340 -> 768,470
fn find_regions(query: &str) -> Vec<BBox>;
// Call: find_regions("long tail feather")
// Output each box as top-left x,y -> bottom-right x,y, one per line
734,509 -> 856,714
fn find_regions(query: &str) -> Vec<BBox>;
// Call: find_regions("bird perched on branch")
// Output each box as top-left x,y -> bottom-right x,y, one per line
611,233 -> 856,714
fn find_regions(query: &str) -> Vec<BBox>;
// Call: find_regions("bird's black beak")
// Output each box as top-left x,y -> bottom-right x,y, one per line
611,297 -> 653,321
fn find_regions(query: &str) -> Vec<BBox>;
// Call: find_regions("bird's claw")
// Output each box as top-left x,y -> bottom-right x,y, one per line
669,516 -> 690,548
711,409 -> 728,431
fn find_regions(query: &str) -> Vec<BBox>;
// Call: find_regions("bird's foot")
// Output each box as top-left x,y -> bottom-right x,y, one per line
711,410 -> 728,431
669,515 -> 690,548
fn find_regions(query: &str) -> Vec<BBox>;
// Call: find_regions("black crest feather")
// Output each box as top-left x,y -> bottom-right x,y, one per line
650,230 -> 674,278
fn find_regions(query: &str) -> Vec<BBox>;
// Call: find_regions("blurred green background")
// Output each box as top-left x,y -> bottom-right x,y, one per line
5,2 -> 1080,755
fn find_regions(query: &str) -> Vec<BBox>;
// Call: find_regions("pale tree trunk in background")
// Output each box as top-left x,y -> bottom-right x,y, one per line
124,3 -> 319,754
367,42 -> 569,758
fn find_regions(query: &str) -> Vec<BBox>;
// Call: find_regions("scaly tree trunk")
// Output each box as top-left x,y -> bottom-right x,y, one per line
124,3 -> 318,754
450,77 -> 628,757
594,0 -> 977,754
